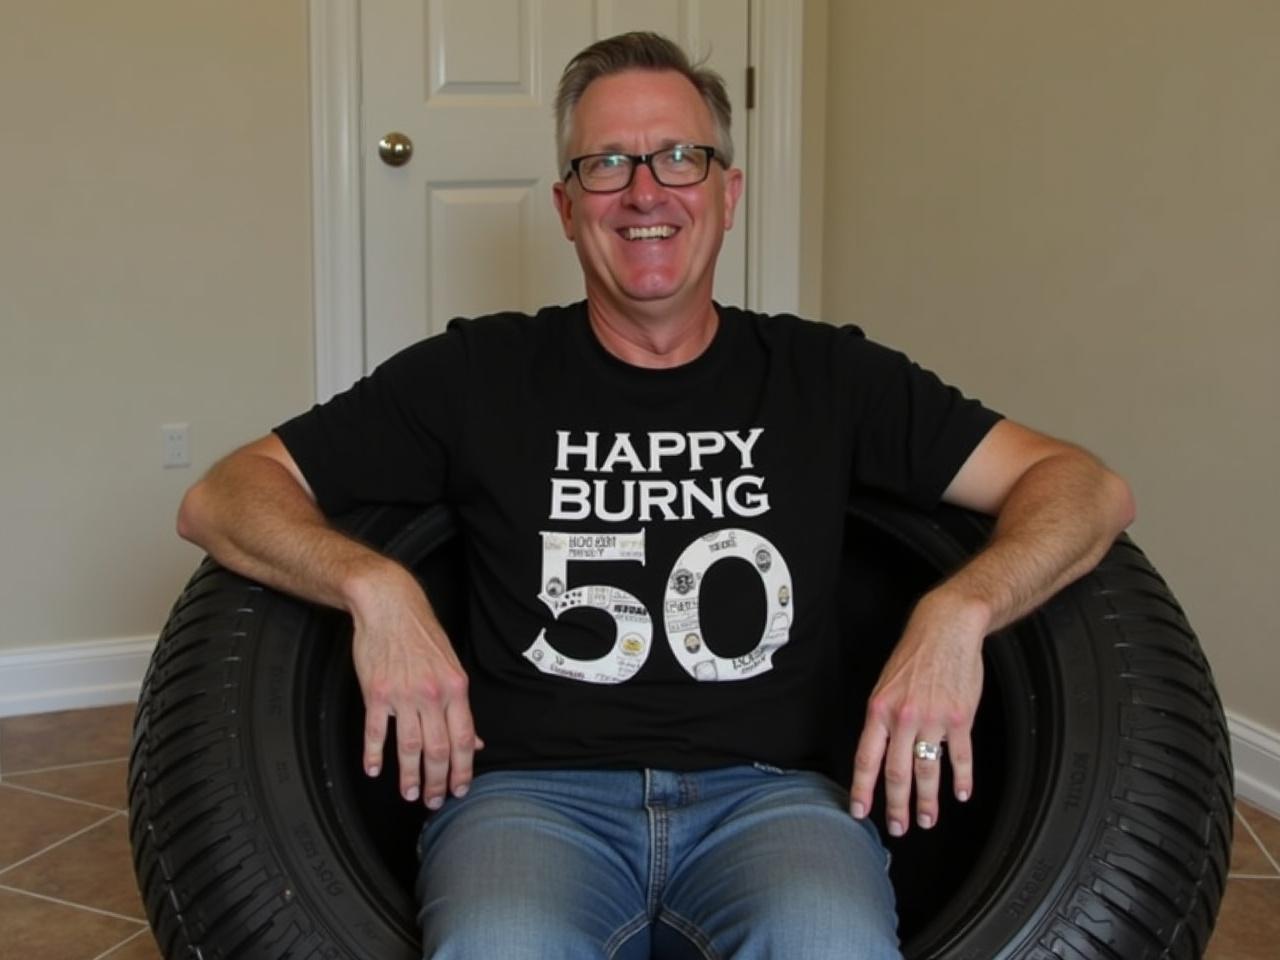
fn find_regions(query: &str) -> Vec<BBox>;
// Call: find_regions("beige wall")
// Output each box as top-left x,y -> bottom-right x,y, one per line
823,2 -> 1279,730
0,2 -> 313,651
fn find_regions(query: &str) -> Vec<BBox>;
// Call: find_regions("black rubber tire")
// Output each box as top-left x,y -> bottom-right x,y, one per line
128,498 -> 1232,959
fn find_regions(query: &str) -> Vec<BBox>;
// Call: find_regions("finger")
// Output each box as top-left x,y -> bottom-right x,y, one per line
912,732 -> 946,830
394,708 -> 424,803
363,701 -> 389,778
948,729 -> 974,803
419,702 -> 454,810
882,727 -> 916,838
444,697 -> 478,798
850,718 -> 889,819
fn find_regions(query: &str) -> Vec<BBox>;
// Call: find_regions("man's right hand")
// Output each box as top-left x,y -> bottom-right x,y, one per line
347,564 -> 481,808
177,434 -> 481,809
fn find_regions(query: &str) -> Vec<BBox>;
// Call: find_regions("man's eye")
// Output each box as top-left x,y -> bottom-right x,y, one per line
585,155 -> 628,173
661,148 -> 696,168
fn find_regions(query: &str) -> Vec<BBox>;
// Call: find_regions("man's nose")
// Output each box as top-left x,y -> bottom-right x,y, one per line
622,161 -> 664,208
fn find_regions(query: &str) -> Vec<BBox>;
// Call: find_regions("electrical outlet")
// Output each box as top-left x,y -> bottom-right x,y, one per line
161,422 -> 191,468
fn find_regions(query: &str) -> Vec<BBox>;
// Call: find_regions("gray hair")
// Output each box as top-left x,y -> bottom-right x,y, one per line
554,32 -> 735,174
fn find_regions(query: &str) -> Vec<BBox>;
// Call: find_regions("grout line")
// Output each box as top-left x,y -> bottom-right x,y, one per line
0,883 -> 146,924
0,811 -> 120,878
91,926 -> 153,960
0,755 -> 129,779
1227,874 -> 1280,880
0,779 -> 124,813
1236,808 -> 1280,875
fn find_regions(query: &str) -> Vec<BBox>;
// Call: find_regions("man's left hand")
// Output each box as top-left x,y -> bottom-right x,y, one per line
849,588 -> 988,836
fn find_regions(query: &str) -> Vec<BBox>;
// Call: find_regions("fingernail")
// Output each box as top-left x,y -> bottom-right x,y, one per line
453,784 -> 469,799
851,801 -> 866,819
405,786 -> 419,802
957,789 -> 970,802
366,765 -> 380,778
888,820 -> 904,837
919,813 -> 933,830
427,795 -> 444,810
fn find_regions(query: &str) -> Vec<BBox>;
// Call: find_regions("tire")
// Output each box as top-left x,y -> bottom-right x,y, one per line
128,498 -> 1232,959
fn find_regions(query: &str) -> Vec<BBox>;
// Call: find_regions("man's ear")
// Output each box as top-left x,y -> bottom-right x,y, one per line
552,180 -> 575,241
722,167 -> 745,231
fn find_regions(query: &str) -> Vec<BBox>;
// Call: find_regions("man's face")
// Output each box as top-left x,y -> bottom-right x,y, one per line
552,69 -> 744,319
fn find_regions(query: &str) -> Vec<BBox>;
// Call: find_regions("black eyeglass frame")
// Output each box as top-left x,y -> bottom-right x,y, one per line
563,144 -> 722,193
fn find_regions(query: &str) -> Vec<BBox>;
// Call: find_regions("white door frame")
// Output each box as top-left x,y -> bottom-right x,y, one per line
308,0 -> 805,401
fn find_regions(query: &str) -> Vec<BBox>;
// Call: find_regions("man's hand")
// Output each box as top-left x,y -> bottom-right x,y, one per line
348,564 -> 481,808
848,421 -> 1135,836
176,434 -> 484,808
849,590 -> 985,836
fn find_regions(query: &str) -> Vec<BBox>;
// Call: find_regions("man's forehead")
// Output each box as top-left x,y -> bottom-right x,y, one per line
570,69 -> 714,149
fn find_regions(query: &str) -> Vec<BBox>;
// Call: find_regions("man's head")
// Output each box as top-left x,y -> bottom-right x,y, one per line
551,34 -> 744,323
554,32 -> 735,174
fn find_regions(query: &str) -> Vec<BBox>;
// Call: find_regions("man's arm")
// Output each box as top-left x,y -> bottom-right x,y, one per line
849,420 -> 1136,836
177,434 -> 479,809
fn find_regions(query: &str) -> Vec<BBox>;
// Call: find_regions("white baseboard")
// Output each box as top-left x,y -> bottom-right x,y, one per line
0,636 -> 156,718
1228,710 -> 1280,818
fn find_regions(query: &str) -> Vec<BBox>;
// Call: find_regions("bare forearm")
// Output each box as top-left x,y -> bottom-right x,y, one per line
177,449 -> 401,612
179,441 -> 479,807
932,450 -> 1136,635
853,429 -> 1136,834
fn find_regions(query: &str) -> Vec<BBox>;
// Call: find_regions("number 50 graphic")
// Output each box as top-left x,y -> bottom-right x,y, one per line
523,529 -> 794,685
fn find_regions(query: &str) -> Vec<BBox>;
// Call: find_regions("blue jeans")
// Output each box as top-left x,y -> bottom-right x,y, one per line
416,765 -> 901,959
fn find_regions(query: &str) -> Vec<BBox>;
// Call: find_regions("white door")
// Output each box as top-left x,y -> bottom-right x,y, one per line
361,0 -> 750,371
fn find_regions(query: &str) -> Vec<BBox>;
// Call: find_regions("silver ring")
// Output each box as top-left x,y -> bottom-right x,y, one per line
913,739 -> 943,762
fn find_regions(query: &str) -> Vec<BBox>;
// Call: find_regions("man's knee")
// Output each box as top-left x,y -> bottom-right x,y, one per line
657,897 -> 900,960
422,903 -> 608,960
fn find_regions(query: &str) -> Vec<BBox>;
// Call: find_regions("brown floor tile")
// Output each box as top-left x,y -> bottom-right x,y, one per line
4,759 -> 129,811
1205,878 -> 1280,959
0,703 -> 135,774
0,887 -> 143,960
1231,808 -> 1280,876
0,784 -> 111,870
0,813 -> 146,920
101,928 -> 165,960
1238,800 -> 1280,867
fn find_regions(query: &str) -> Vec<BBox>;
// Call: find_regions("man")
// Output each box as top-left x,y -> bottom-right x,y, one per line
178,32 -> 1134,959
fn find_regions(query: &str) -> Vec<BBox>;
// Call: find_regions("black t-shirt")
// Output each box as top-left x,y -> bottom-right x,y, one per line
276,302 -> 1001,779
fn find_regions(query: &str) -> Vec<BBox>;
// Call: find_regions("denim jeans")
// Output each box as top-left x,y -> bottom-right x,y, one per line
416,765 -> 901,959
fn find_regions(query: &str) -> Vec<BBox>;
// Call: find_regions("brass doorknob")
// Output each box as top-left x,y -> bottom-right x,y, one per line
378,132 -> 414,167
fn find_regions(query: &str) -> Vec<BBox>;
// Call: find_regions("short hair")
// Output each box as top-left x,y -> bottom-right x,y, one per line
554,32 -> 734,174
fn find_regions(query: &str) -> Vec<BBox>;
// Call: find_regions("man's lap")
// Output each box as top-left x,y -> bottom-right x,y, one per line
416,766 -> 901,960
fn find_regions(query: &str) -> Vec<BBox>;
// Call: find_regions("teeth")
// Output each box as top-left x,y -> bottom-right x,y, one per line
624,225 -> 677,240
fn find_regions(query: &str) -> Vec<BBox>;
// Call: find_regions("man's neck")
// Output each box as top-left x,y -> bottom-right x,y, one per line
586,298 -> 719,370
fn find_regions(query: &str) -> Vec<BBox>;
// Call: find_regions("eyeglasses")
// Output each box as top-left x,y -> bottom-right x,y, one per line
564,144 -> 721,193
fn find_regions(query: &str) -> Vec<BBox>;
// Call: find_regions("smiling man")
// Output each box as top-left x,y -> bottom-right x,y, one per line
177,32 -> 1134,959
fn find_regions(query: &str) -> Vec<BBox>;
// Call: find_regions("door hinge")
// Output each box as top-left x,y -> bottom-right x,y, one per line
746,66 -> 756,110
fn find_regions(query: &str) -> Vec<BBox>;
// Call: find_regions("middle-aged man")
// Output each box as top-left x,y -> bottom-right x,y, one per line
178,32 -> 1134,960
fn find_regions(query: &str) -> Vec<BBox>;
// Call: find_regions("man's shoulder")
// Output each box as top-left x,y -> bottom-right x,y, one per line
381,302 -> 582,373
721,305 -> 872,354
446,303 -> 582,343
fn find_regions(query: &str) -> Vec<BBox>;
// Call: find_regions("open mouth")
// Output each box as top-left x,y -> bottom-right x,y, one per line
621,225 -> 679,241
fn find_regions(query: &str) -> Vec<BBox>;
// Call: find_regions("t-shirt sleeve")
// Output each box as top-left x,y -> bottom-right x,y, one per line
273,328 -> 468,517
839,326 -> 1003,509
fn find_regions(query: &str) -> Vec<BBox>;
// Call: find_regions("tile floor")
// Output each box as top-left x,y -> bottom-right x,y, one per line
0,703 -> 1277,959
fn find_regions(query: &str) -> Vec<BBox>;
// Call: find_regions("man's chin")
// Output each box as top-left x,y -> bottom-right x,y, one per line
615,273 -> 691,304
585,273 -> 714,317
